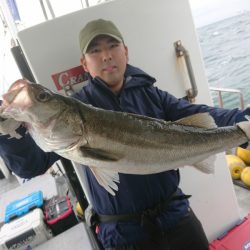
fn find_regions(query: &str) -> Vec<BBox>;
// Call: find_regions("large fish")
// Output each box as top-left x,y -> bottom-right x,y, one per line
1,79 -> 250,195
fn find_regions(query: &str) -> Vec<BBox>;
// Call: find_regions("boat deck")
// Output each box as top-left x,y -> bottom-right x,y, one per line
0,174 -> 19,196
234,184 -> 250,217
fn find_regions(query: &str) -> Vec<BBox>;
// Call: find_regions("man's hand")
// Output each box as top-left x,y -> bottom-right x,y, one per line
0,79 -> 29,139
0,114 -> 22,139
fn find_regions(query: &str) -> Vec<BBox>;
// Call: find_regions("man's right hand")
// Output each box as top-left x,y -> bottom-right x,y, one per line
0,115 -> 22,139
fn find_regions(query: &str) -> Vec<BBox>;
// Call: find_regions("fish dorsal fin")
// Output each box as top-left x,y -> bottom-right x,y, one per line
175,113 -> 217,128
89,166 -> 120,196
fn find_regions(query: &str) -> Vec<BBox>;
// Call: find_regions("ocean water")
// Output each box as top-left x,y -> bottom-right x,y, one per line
197,11 -> 250,109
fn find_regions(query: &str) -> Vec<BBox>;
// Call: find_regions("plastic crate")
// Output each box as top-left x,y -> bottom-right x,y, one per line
0,208 -> 52,250
209,214 -> 250,250
4,191 -> 43,223
44,195 -> 78,235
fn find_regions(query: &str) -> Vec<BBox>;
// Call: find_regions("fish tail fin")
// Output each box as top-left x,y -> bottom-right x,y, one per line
193,155 -> 217,174
89,166 -> 120,196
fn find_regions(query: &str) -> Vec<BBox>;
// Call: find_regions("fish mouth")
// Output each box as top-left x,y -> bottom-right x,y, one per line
2,87 -> 24,107
1,80 -> 59,127
1,102 -> 58,131
2,79 -> 30,106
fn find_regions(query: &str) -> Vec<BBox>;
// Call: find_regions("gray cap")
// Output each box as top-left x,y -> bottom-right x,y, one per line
79,19 -> 124,54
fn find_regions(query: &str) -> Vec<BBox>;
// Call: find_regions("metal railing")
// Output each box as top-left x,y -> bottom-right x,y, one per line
209,87 -> 244,109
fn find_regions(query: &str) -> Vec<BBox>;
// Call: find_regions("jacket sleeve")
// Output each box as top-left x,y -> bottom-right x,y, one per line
155,87 -> 250,127
0,125 -> 60,179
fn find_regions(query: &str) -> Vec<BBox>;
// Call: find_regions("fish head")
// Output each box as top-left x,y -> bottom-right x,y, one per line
2,79 -> 62,126
1,79 -> 86,152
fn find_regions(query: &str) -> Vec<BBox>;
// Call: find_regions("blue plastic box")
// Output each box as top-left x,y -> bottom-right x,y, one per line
4,191 -> 43,223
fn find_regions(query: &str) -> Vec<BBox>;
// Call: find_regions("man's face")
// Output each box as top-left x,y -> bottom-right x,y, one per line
80,35 -> 128,93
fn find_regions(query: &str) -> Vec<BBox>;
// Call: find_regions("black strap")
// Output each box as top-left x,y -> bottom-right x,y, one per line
140,194 -> 191,237
97,192 -> 191,224
94,192 -> 191,244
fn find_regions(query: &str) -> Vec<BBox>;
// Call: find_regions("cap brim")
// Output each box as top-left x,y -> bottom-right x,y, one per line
83,33 -> 123,54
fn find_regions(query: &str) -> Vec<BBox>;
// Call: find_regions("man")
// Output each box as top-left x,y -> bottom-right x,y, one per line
0,19 -> 249,250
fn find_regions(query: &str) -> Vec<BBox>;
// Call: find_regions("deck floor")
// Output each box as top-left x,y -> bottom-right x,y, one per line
0,175 -> 19,196
234,184 -> 250,217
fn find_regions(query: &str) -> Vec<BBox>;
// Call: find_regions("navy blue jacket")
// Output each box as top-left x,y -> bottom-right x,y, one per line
0,64 -> 248,248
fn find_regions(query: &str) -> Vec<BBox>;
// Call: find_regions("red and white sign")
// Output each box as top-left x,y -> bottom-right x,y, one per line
51,66 -> 88,91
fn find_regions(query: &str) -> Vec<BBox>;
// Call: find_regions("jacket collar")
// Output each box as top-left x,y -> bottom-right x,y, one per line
90,64 -> 156,92
124,64 -> 156,88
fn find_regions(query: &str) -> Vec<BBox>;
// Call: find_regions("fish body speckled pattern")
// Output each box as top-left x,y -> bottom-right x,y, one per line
1,80 -> 250,195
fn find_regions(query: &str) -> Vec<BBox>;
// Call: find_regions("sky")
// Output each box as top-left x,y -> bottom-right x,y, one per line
189,0 -> 250,27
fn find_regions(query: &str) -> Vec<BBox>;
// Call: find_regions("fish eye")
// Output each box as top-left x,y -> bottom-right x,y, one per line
36,90 -> 52,102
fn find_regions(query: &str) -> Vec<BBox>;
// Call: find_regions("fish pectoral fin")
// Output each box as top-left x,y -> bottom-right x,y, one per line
89,166 -> 120,196
192,155 -> 217,174
176,113 -> 217,128
80,146 -> 121,161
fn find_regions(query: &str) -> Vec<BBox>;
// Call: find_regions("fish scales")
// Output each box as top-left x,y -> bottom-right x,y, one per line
1,80 -> 250,195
